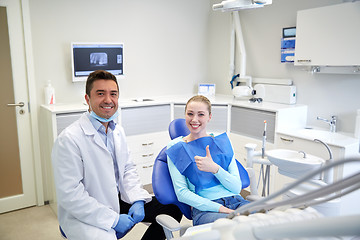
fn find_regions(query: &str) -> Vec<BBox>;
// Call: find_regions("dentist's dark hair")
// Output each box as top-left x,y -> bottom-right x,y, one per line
86,70 -> 119,96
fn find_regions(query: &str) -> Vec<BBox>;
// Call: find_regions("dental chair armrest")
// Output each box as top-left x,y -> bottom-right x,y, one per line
179,224 -> 192,237
156,214 -> 181,239
246,194 -> 263,201
156,214 -> 181,231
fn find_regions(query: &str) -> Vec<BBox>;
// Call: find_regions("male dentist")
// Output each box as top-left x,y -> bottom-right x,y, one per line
52,70 -> 182,240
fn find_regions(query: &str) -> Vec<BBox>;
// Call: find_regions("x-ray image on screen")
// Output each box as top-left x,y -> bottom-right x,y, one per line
90,52 -> 108,66
71,43 -> 123,82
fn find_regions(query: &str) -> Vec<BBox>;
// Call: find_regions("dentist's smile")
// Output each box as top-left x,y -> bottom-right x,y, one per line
100,105 -> 114,110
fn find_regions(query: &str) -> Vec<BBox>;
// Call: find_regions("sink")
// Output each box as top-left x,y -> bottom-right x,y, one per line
297,128 -> 349,142
266,149 -> 325,179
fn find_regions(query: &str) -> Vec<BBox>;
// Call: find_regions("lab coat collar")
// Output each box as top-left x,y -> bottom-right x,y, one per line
79,113 -> 108,152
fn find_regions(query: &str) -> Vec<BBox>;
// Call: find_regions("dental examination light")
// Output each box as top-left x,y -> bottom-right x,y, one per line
213,0 -> 272,12
213,1 -> 272,100
213,0 -> 272,99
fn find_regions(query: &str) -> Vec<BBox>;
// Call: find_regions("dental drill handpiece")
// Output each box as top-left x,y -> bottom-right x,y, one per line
262,120 -> 267,158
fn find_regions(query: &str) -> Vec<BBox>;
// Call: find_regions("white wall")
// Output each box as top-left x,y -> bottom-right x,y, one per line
29,0 -> 360,134
29,0 -> 211,104
207,0 -> 360,134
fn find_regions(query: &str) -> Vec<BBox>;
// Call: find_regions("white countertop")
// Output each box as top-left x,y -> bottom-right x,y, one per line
41,94 -> 307,114
277,127 -> 359,148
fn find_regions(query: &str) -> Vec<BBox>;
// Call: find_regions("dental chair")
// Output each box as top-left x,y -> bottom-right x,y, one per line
152,118 -> 250,239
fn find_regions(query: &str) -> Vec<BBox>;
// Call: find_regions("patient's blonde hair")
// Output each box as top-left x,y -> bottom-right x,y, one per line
185,95 -> 212,115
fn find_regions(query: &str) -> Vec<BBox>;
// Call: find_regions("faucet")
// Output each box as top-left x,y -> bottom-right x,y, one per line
314,139 -> 333,184
316,115 -> 337,132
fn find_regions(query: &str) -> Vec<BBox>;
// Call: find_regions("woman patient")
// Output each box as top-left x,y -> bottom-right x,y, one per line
166,95 -> 249,226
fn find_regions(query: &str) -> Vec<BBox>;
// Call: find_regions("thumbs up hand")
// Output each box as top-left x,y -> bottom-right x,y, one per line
194,145 -> 220,174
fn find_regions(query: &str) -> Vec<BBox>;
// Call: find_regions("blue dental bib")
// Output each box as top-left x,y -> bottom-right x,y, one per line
166,132 -> 233,193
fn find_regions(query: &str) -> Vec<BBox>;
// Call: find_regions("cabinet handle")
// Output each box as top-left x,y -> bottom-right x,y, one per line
297,59 -> 311,63
142,153 -> 154,157
280,137 -> 294,142
143,164 -> 153,168
142,142 -> 154,146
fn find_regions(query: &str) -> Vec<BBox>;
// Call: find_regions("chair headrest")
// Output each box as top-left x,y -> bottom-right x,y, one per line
168,118 -> 190,140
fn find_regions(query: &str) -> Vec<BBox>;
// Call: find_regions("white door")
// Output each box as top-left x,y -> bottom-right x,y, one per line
0,0 -> 37,213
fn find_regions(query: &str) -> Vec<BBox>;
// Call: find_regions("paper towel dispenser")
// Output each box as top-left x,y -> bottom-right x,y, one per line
294,2 -> 360,74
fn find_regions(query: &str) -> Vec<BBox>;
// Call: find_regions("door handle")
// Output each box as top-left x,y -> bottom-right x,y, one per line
7,102 -> 25,107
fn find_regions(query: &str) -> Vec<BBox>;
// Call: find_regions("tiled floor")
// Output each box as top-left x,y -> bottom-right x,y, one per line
0,205 -> 190,240
0,205 -> 63,240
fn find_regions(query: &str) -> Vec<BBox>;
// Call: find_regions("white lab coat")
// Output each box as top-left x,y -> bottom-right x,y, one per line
52,113 -> 152,240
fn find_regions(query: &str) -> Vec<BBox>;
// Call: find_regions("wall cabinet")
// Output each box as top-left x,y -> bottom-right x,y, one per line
294,2 -> 360,68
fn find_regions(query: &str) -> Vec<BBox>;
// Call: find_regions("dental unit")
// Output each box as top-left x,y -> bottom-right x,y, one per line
166,112 -> 360,239
173,157 -> 360,240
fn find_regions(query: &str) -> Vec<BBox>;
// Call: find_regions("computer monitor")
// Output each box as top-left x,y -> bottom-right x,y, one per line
71,42 -> 124,82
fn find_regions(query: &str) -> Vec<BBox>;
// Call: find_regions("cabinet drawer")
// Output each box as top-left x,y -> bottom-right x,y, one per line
174,104 -> 228,134
127,135 -> 157,155
56,111 -> 85,135
127,132 -> 169,154
121,105 -> 170,136
130,151 -> 156,164
231,107 -> 275,143
135,161 -> 154,186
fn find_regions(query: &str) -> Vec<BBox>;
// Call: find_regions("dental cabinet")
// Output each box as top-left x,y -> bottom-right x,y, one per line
294,2 -> 360,72
121,104 -> 171,191
40,97 -> 308,214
